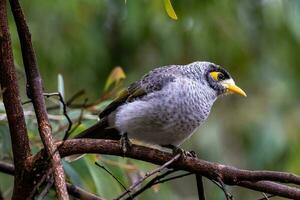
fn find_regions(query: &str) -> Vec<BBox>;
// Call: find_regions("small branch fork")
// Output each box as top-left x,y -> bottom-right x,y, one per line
124,169 -> 177,200
43,92 -> 73,140
114,153 -> 181,200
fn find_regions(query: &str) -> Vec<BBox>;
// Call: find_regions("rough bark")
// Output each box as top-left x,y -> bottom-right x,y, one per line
0,0 -> 32,198
8,0 -> 69,199
30,139 -> 300,199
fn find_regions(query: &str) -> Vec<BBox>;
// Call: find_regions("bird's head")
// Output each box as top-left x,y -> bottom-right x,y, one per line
203,63 -> 247,97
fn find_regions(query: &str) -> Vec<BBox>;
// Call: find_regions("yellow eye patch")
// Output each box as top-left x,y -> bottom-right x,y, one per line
210,71 -> 222,81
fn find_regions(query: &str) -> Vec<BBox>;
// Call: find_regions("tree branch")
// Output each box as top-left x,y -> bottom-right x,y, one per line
0,0 -> 32,198
8,0 -> 69,199
2,138 -> 300,199
238,181 -> 299,199
45,139 -> 300,199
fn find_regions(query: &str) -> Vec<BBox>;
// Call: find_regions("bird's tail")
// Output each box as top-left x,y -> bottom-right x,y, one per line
75,117 -> 121,140
66,117 -> 121,161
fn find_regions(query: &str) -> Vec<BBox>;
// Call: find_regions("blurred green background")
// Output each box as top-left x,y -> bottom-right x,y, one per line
1,0 -> 300,199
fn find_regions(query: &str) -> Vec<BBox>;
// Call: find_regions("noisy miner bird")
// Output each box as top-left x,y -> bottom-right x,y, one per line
76,61 -> 246,154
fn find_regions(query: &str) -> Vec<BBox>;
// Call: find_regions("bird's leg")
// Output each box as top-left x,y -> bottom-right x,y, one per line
120,132 -> 131,156
162,145 -> 197,158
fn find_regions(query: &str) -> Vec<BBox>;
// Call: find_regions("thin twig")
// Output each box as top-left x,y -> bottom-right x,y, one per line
212,178 -> 233,200
124,169 -> 176,200
95,162 -> 129,195
144,154 -> 181,177
36,177 -> 54,200
43,92 -> 73,140
125,171 -> 194,200
261,193 -> 269,200
196,174 -> 205,200
47,90 -> 86,111
257,193 -> 275,200
22,99 -> 32,105
28,164 -> 53,199
66,183 -> 104,200
115,154 -> 180,200
66,90 -> 85,106
67,98 -> 88,137
155,172 -> 193,183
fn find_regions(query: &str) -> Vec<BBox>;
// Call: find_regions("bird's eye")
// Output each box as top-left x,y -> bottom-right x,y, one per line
209,71 -> 225,81
218,73 -> 225,80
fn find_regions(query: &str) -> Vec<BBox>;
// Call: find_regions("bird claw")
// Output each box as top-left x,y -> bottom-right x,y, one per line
120,133 -> 131,156
163,145 -> 197,158
178,149 -> 197,158
184,150 -> 197,158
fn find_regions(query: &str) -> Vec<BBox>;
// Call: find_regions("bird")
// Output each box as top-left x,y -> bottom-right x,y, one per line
75,61 -> 246,154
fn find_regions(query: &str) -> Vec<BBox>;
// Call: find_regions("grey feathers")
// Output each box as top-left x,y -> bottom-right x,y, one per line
78,61 -> 244,148
100,61 -> 216,119
104,61 -> 221,146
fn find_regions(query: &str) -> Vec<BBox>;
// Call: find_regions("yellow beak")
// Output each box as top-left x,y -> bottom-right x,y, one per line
223,83 -> 247,97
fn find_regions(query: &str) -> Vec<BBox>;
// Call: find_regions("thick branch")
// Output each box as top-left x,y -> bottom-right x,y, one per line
0,0 -> 32,198
8,0 -> 68,199
2,138 -> 300,199
0,161 -> 103,200
48,139 -> 300,199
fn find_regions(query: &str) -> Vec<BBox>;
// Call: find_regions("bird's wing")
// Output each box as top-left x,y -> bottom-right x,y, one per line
99,66 -> 178,118
99,81 -> 145,118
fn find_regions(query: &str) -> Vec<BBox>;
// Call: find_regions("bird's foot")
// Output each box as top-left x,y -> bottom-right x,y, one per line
162,145 -> 197,158
187,150 -> 197,158
120,133 -> 131,156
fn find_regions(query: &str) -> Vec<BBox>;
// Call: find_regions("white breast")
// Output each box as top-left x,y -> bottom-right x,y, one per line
112,78 -> 217,146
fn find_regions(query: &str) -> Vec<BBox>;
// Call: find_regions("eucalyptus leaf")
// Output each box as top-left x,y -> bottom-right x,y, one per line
163,0 -> 178,20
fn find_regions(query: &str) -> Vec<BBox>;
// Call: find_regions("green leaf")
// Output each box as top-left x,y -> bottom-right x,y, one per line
58,73 -> 65,113
83,155 -> 123,199
58,73 -> 65,99
63,161 -> 83,187
163,0 -> 178,20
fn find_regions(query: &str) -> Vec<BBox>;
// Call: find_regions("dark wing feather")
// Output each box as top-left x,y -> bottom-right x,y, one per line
99,81 -> 146,118
99,66 -> 178,119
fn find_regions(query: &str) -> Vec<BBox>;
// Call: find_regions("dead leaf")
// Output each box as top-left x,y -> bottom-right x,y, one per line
104,66 -> 126,91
